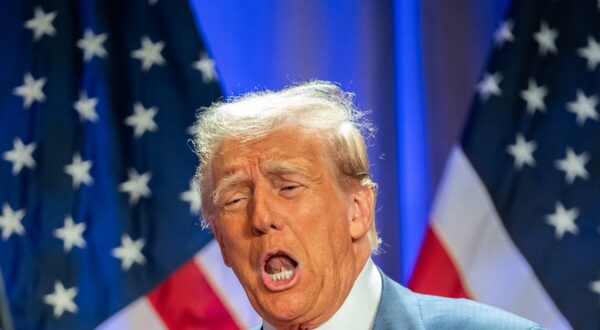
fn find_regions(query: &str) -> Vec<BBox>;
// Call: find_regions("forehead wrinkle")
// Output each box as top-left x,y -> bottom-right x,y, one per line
260,157 -> 318,179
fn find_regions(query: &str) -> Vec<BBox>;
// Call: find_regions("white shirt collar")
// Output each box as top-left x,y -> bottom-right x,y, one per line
263,258 -> 382,330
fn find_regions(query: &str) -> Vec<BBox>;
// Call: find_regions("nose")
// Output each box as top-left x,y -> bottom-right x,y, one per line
248,184 -> 283,236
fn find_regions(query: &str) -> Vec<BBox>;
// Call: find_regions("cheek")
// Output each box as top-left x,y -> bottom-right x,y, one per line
219,220 -> 253,263
298,201 -> 352,258
222,227 -> 249,255
219,210 -> 250,237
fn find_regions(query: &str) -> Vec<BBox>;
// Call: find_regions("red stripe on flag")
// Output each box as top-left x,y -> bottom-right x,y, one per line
147,259 -> 240,330
409,225 -> 471,299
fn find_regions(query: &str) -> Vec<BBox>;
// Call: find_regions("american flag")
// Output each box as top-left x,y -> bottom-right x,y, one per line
0,1 -> 259,329
410,0 -> 600,329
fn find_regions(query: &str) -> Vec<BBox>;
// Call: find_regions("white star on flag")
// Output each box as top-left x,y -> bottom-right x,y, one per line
43,281 -> 78,318
193,52 -> 218,83
534,21 -> 559,56
24,6 -> 57,41
77,29 -> 108,62
578,36 -> 600,71
112,235 -> 146,271
119,168 -> 152,204
566,90 -> 599,125
0,203 -> 26,241
180,180 -> 201,214
125,102 -> 158,138
149,0 -> 159,5
64,153 -> 93,188
3,138 -> 36,175
555,147 -> 590,184
54,216 -> 87,252
73,91 -> 99,122
13,73 -> 47,109
477,72 -> 502,101
591,276 -> 600,299
186,125 -> 195,136
494,20 -> 515,47
507,133 -> 537,170
520,80 -> 548,114
546,202 -> 579,240
130,36 -> 165,71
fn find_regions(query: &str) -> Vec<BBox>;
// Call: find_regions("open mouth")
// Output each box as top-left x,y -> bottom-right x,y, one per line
265,252 -> 298,280
261,251 -> 300,290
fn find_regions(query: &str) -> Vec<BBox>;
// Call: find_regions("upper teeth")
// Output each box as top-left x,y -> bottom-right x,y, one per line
270,270 -> 293,281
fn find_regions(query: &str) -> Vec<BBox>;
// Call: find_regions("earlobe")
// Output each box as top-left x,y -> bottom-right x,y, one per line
348,186 -> 374,241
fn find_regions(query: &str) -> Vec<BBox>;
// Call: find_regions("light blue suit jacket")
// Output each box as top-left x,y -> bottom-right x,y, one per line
251,269 -> 545,329
373,270 -> 544,330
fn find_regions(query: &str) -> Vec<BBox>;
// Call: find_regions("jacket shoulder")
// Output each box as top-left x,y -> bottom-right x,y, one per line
375,269 -> 544,330
414,293 -> 544,330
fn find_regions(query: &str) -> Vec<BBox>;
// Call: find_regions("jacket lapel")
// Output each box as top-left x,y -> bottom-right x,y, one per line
372,269 -> 425,330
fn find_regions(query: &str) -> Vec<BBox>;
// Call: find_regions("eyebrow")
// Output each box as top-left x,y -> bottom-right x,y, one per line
212,173 -> 249,205
211,159 -> 315,205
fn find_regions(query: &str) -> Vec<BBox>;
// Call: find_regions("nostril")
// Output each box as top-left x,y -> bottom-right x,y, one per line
249,209 -> 282,235
250,225 -> 264,236
249,221 -> 280,236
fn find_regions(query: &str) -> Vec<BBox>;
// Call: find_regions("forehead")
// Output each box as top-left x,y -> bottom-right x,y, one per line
211,128 -> 332,177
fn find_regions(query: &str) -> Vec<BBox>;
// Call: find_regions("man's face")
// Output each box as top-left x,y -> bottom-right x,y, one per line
209,128 -> 373,328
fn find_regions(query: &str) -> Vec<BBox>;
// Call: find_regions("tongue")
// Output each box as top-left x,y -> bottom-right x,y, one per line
265,255 -> 295,274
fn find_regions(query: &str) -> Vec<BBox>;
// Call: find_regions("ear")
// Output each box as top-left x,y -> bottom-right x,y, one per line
210,216 -> 232,267
348,185 -> 374,241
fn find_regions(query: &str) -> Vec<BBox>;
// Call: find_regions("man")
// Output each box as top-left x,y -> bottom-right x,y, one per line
193,81 -> 543,329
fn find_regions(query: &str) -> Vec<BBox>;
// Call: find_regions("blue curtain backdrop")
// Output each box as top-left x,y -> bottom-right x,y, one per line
190,0 -> 511,283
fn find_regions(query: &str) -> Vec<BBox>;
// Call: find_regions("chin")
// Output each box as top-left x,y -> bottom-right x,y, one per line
254,290 -> 316,325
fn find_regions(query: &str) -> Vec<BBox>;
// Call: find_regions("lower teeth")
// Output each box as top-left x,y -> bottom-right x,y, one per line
270,270 -> 294,281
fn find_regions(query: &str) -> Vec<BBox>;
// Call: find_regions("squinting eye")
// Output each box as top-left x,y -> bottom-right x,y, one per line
225,198 -> 243,206
223,193 -> 248,209
279,184 -> 304,198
